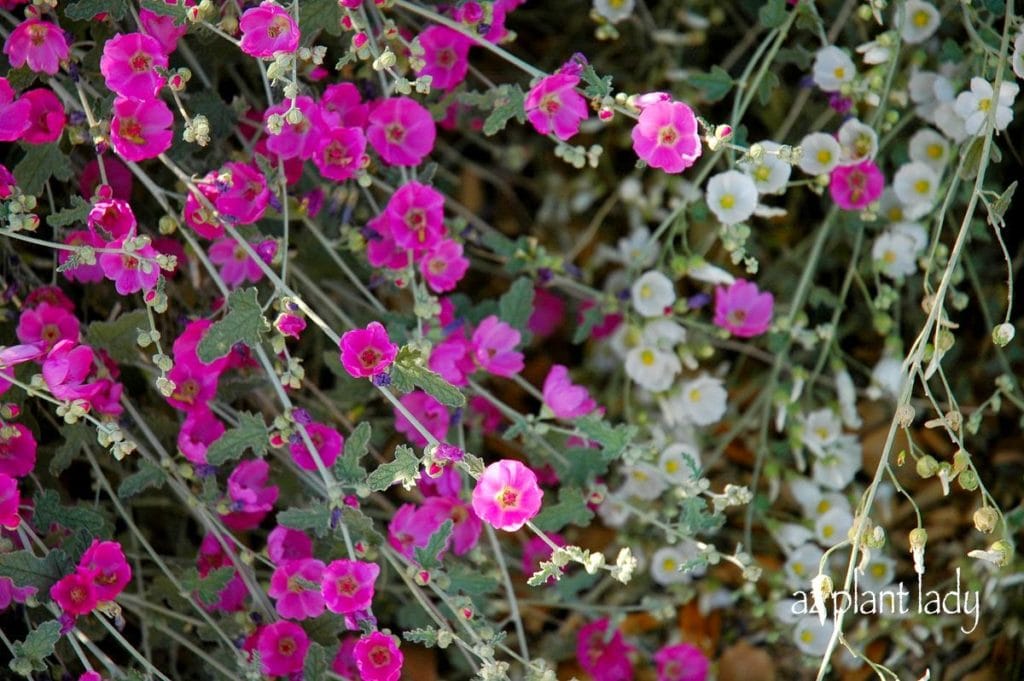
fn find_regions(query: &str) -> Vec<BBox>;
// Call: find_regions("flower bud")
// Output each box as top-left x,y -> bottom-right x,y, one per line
973,507 -> 998,534
993,323 -> 1015,347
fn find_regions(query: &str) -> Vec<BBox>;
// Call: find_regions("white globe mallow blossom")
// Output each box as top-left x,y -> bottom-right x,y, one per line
867,356 -> 903,401
799,408 -> 843,456
784,543 -> 825,589
673,374 -> 729,426
892,161 -> 940,220
642,318 -> 687,351
877,188 -> 906,223
890,221 -> 928,253
857,554 -> 897,591
872,229 -> 921,279
773,599 -> 802,625
812,434 -> 862,490
793,615 -> 832,656
1014,31 -> 1024,80
775,522 -> 816,553
631,270 -> 676,317
658,441 -> 701,483
837,118 -> 878,164
934,100 -> 969,143
907,127 -> 950,171
834,367 -> 862,429
797,132 -> 842,176
899,0 -> 940,44
909,69 -> 955,123
650,546 -> 691,585
686,260 -> 735,286
815,507 -> 854,546
596,492 -> 632,528
593,0 -> 636,24
625,344 -> 681,392
706,170 -> 758,225
812,45 -> 856,92
621,462 -> 667,500
615,227 -> 658,267
954,77 -> 1019,136
740,140 -> 791,195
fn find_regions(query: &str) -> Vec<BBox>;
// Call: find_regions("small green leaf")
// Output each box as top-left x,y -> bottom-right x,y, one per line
366,445 -> 420,492
9,620 -> 62,678
574,416 -> 636,458
64,0 -> 131,20
988,181 -> 1017,228
415,519 -> 453,569
0,549 -> 72,594
339,506 -> 383,546
498,277 -> 535,334
205,411 -> 268,465
687,66 -> 733,103
403,628 -> 438,647
303,642 -> 330,679
139,0 -> 188,25
298,0 -> 343,39
573,303 -> 605,344
531,486 -> 593,532
118,460 -> 167,498
483,84 -> 526,136
14,143 -> 74,196
581,65 -> 614,99
758,0 -> 787,28
277,505 -> 332,538
84,310 -> 148,364
181,566 -> 234,606
32,490 -> 107,535
757,71 -> 781,106
49,423 -> 93,476
390,349 -> 466,407
197,287 -> 266,364
334,421 -> 371,484
46,196 -> 91,228
448,566 -> 499,595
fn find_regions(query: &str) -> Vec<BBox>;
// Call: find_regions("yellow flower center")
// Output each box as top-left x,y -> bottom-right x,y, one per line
640,349 -> 656,366
719,194 -> 735,209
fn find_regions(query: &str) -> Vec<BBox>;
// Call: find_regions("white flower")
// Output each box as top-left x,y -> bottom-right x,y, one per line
593,0 -> 635,24
834,368 -> 862,429
813,46 -> 856,92
1014,31 -> 1024,80
706,170 -> 758,225
907,127 -> 949,171
788,477 -> 824,516
837,119 -> 878,164
621,462 -> 667,500
650,546 -> 690,585
857,554 -> 896,591
797,132 -> 842,175
812,435 -> 861,490
674,374 -> 728,426
686,261 -> 735,286
899,0 -> 940,44
597,492 -> 632,528
785,544 -> 824,588
892,161 -> 939,219
909,70 -> 954,123
794,614 -> 832,656
954,77 -> 1019,135
625,345 -> 680,392
740,141 -> 791,195
631,270 -> 676,317
815,508 -> 854,546
776,522 -> 816,552
800,409 -> 843,456
658,442 -> 700,483
868,356 -> 903,401
934,101 -> 968,143
856,37 -> 891,65
642,318 -> 687,350
616,227 -> 658,267
774,598 -> 802,624
872,229 -> 919,278
877,188 -> 906,223
891,221 -> 928,253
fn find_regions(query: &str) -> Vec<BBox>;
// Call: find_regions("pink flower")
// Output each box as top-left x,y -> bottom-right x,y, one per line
339,322 -> 399,378
274,312 -> 306,339
42,341 -> 102,403
427,334 -> 474,386
197,534 -> 248,612
419,239 -> 469,292
631,100 -> 702,174
240,1 -> 300,58
542,364 -> 596,419
524,73 -> 588,140
521,532 -> 566,578
314,126 -> 366,182
471,459 -> 543,531
528,288 -> 565,338
416,26 -> 472,91
367,96 -> 437,167
4,20 -> 69,75
0,423 -> 36,478
354,631 -> 403,681
322,559 -> 380,614
268,558 -> 326,620
364,214 -> 408,270
577,619 -> 634,681
88,199 -> 137,239
332,637 -> 360,679
79,673 -> 102,681
320,82 -> 368,128
110,96 -> 174,162
257,621 -> 309,676
139,1 -> 194,53
388,503 -> 439,559
208,237 -> 267,288
80,156 -> 134,201
713,279 -> 774,338
223,459 -> 279,530
215,161 -> 269,224
0,78 -> 31,142
654,643 -> 709,681
393,391 -> 450,447
829,160 -> 884,210
51,569 -> 98,616
21,88 -> 66,144
79,540 -> 132,601
100,33 -> 169,99
264,96 -> 323,161
0,474 -> 20,529
420,496 -> 481,555
99,236 -> 161,295
384,181 -> 446,250
177,406 -> 225,464
0,163 -> 15,200
16,302 -> 80,351
266,526 -> 313,564
289,422 -> 343,471
471,315 -> 523,377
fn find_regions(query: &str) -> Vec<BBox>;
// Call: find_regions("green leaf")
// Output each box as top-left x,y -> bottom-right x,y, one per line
447,566 -> 498,596
581,65 -> 614,99
334,421 -> 370,484
46,196 -> 91,228
554,446 -> 614,486
498,277 -> 535,334
9,620 -> 61,678
0,549 -> 72,594
403,628 -> 438,647
14,143 -> 74,196
303,642 -> 330,680
757,70 -> 780,107
197,287 -> 266,363
575,415 -> 636,459
687,66 -> 733,103
366,445 -> 420,492
298,0 -> 343,39
988,181 -> 1017,228
775,46 -> 812,69
572,303 -> 605,344
483,84 -> 526,136
118,460 -> 167,498
390,349 -> 466,407
415,519 -> 453,569
84,310 -> 148,364
339,506 -> 383,546
277,505 -> 332,538
531,486 -> 593,532
181,566 -> 234,606
139,0 -> 189,25
64,0 -> 131,20
32,490 -> 107,535
758,0 -> 787,28
50,423 -> 93,476
205,411 -> 268,465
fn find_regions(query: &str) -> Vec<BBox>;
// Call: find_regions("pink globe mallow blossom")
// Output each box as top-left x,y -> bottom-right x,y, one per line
42,341 -> 102,404
257,621 -> 309,677
208,237 -> 273,288
79,540 -> 132,602
471,315 -> 524,377
50,569 -> 98,616
319,82 -> 368,128
21,88 -> 66,144
0,77 -> 31,142
654,642 -> 710,681
0,423 -> 36,478
222,459 -> 279,531
0,474 -> 20,530
524,72 -> 588,140
215,161 -> 269,224
393,391 -> 450,447
314,126 -> 366,182
264,96 -> 323,161
109,96 -> 174,162
577,618 -> 635,681
354,631 -> 404,681
88,199 -> 138,239
419,239 -> 469,293
383,181 -> 446,251
239,1 -> 300,58
3,19 -> 69,75
177,406 -> 225,464
366,96 -> 437,167
471,459 -> 543,531
713,279 -> 774,338
416,26 -> 473,91
322,559 -> 380,614
631,100 -> 702,174
339,322 -> 399,378
268,558 -> 326,620
16,302 -> 80,351
542,364 -> 597,419
99,236 -> 162,295
267,527 -> 314,564
100,33 -> 169,99
829,160 -> 884,211
289,422 -> 344,471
